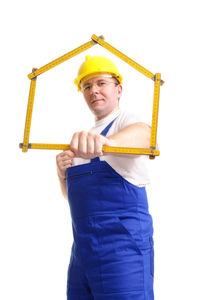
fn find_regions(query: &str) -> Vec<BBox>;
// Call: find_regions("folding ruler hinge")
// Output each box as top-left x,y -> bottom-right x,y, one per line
31,68 -> 38,79
149,147 -> 156,160
153,74 -> 164,86
91,35 -> 105,44
19,143 -> 31,149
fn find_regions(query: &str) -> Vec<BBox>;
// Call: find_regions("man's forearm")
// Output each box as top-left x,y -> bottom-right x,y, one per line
58,176 -> 68,200
107,122 -> 151,148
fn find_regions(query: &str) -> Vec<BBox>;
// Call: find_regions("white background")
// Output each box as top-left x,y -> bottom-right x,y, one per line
1,1 -> 200,299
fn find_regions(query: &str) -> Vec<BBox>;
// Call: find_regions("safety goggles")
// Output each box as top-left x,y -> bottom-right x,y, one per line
81,79 -> 119,93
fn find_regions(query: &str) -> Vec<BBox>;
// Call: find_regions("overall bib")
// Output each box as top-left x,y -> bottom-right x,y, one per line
66,117 -> 154,300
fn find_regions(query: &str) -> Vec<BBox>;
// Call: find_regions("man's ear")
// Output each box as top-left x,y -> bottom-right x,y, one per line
117,84 -> 123,97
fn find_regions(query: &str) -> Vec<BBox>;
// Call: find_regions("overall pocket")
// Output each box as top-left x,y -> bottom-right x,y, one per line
117,216 -> 153,251
116,215 -> 143,254
96,216 -> 144,293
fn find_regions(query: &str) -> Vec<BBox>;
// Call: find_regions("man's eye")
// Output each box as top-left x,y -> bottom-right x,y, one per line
99,81 -> 106,86
84,85 -> 91,90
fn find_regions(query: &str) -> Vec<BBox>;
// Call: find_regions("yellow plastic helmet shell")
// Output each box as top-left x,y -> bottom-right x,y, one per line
74,55 -> 123,92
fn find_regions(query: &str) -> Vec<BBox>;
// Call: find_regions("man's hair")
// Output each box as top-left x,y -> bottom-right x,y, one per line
112,77 -> 120,85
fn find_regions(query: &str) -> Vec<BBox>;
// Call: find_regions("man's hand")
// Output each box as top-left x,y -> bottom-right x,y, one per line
56,150 -> 75,180
70,131 -> 112,159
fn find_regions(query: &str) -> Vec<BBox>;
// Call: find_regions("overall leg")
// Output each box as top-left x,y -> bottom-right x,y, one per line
67,242 -> 94,300
91,215 -> 154,300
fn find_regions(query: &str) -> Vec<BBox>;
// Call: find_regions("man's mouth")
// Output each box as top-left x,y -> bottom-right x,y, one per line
91,99 -> 104,103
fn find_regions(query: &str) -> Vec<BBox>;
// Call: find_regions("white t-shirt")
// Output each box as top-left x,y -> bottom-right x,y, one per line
72,108 -> 152,187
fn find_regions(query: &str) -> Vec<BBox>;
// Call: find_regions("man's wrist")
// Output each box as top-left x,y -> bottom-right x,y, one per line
106,136 -> 117,147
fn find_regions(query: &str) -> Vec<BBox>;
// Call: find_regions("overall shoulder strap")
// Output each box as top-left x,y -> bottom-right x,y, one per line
100,116 -> 119,136
91,115 -> 119,163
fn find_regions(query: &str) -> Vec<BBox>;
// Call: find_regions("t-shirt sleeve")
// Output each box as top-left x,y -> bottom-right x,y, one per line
117,111 -> 144,131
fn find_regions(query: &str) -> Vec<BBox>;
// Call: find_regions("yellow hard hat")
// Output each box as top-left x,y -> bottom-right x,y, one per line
74,55 -> 123,92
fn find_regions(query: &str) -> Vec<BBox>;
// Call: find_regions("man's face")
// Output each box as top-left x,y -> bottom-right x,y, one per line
80,75 -> 123,120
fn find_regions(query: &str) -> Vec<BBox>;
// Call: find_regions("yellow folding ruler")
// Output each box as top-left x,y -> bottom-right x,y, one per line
19,34 -> 164,159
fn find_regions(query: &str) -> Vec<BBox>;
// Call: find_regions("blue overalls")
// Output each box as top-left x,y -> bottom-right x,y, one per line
65,117 -> 154,300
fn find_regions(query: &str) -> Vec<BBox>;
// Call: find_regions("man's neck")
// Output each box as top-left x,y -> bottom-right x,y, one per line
95,107 -> 120,122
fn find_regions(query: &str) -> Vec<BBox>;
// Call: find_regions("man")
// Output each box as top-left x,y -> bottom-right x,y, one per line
56,55 -> 154,300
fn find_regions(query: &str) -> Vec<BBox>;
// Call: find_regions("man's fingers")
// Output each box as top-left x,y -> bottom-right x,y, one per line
61,162 -> 73,169
87,134 -> 95,155
70,132 -> 80,155
78,131 -> 87,155
61,150 -> 75,157
57,151 -> 74,161
61,155 -> 73,161
68,131 -> 111,159
61,157 -> 73,164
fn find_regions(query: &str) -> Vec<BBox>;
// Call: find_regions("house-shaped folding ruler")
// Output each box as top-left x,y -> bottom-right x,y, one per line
19,34 -> 164,159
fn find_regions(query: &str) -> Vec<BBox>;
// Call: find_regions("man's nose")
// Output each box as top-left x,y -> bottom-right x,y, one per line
90,83 -> 99,93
